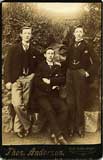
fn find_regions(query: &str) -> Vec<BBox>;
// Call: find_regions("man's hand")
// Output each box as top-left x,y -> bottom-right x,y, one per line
79,69 -> 90,77
85,71 -> 89,77
42,78 -> 50,84
5,82 -> 12,90
52,86 -> 59,90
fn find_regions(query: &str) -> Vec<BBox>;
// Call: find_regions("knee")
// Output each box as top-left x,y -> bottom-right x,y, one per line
60,101 -> 68,111
62,104 -> 69,114
43,106 -> 55,116
46,107 -> 54,114
13,105 -> 25,111
13,105 -> 20,111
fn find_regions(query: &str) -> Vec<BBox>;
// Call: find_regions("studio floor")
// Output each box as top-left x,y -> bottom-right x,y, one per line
2,130 -> 101,145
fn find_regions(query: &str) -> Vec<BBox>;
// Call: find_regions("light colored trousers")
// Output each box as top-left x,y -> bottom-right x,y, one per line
11,74 -> 34,132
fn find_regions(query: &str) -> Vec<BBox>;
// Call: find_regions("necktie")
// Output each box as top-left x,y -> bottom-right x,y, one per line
23,44 -> 29,51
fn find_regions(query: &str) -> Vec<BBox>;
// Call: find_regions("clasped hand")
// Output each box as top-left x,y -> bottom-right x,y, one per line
42,78 -> 50,84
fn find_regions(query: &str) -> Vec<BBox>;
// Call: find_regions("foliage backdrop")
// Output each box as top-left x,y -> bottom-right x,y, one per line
2,3 -> 101,111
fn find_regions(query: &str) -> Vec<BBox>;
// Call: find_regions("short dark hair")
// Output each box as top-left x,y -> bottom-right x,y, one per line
59,45 -> 67,55
20,24 -> 32,33
74,25 -> 83,32
44,47 -> 55,54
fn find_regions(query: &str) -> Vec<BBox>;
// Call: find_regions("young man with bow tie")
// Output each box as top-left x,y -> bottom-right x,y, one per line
34,48 -> 68,144
4,25 -> 41,138
65,25 -> 94,138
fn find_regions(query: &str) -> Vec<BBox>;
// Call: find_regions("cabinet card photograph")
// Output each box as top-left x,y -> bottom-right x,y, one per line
1,2 -> 102,159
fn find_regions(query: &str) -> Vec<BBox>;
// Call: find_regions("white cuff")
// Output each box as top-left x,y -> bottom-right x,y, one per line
85,72 -> 89,77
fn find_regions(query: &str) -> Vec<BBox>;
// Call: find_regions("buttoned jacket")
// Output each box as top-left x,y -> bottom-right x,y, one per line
34,61 -> 66,97
65,39 -> 95,77
4,42 -> 41,84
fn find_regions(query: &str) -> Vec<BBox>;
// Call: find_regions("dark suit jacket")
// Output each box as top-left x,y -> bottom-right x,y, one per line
34,61 -> 66,97
4,42 -> 42,84
66,40 -> 94,76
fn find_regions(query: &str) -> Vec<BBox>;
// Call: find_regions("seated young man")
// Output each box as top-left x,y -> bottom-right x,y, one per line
34,48 -> 68,144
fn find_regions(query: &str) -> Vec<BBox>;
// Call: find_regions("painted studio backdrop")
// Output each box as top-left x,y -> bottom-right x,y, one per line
2,3 -> 101,145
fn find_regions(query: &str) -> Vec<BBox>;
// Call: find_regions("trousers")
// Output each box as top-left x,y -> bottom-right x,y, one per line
37,95 -> 68,138
11,74 -> 34,132
66,69 -> 86,132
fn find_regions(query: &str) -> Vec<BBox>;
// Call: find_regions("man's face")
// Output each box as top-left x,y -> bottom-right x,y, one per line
73,27 -> 84,40
20,28 -> 32,43
44,49 -> 55,62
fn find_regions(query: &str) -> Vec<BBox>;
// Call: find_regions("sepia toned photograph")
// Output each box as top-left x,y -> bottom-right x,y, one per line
2,2 -> 101,146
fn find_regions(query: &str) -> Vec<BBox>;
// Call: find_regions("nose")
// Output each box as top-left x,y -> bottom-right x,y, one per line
77,33 -> 81,36
50,53 -> 53,56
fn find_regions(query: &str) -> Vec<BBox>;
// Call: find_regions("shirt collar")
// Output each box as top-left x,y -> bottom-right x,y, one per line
46,60 -> 53,66
75,38 -> 83,43
22,41 -> 30,51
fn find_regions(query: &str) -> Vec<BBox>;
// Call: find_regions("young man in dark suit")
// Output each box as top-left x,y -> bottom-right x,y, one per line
34,48 -> 68,144
65,25 -> 94,138
4,25 -> 41,138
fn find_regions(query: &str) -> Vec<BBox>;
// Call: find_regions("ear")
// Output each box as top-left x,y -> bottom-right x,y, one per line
73,31 -> 75,36
20,33 -> 22,38
44,53 -> 46,58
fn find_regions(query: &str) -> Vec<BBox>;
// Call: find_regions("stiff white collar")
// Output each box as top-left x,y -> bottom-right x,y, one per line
46,60 -> 53,66
75,38 -> 83,42
22,41 -> 30,51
